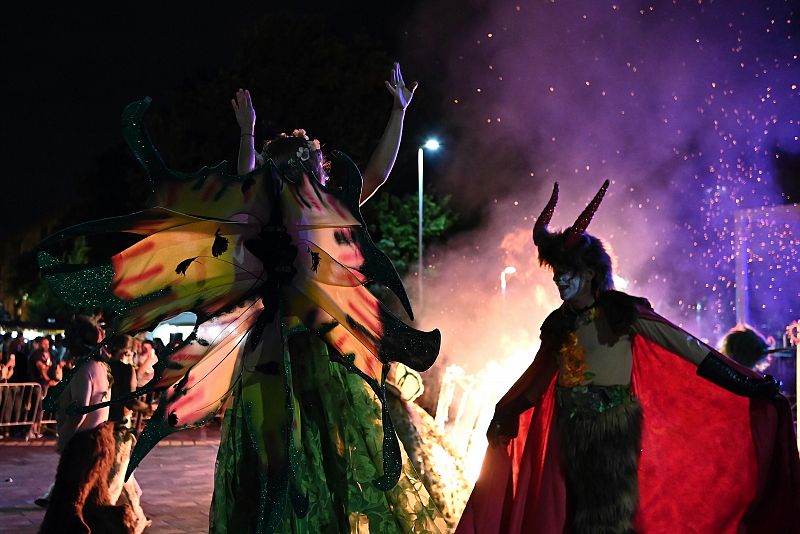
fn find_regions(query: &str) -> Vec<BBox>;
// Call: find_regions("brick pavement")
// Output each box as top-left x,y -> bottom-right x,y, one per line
0,436 -> 220,534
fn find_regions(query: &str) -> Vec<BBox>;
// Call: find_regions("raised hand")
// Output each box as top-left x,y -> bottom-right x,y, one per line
384,63 -> 418,111
231,88 -> 256,134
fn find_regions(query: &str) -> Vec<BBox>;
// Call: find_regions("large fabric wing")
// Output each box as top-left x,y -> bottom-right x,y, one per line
127,301 -> 264,478
291,241 -> 439,374
282,289 -> 384,385
280,156 -> 440,375
283,153 -> 414,319
39,208 -> 264,335
149,298 -> 263,391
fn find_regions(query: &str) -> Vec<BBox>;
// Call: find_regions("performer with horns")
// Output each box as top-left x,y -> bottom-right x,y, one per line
456,181 -> 799,534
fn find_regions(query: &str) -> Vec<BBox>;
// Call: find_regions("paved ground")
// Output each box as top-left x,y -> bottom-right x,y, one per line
0,430 -> 220,534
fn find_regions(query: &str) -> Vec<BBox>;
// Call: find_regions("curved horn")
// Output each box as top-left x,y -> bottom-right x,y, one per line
564,179 -> 610,248
532,183 -> 559,246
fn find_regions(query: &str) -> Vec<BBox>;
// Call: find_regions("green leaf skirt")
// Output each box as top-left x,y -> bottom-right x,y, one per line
210,334 -> 447,534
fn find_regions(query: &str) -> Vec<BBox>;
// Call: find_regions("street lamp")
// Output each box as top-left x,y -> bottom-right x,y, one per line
423,139 -> 441,151
417,138 -> 441,311
500,266 -> 517,298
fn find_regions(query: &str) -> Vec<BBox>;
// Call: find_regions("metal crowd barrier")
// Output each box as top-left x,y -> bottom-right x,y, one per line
1,384 -> 201,439
0,382 -> 44,435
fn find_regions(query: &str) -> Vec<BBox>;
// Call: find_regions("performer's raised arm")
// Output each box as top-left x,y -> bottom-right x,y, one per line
232,88 -> 256,175
361,62 -> 418,205
631,316 -> 779,398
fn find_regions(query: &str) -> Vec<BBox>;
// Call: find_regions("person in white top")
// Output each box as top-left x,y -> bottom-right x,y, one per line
40,316 -> 136,534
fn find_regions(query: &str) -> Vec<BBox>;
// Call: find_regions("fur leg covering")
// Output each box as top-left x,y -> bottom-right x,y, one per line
40,422 -> 136,534
558,392 -> 643,534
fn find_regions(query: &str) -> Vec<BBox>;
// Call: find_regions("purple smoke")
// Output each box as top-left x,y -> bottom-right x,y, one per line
407,0 -> 799,366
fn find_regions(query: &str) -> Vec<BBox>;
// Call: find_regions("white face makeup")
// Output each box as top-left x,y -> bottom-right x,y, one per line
553,269 -> 581,301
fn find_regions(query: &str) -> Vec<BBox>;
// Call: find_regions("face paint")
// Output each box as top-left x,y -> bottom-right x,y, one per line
553,268 -> 592,302
553,269 -> 580,301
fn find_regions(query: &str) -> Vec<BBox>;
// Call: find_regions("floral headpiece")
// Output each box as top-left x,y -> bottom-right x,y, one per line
268,129 -> 320,161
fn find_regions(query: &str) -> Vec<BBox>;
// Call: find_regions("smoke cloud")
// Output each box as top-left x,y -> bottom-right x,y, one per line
408,0 -> 799,371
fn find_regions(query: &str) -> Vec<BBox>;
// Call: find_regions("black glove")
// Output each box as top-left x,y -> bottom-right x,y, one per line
696,352 -> 780,399
487,395 -> 533,444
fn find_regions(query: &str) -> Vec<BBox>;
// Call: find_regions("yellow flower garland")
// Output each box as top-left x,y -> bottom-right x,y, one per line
558,307 -> 598,387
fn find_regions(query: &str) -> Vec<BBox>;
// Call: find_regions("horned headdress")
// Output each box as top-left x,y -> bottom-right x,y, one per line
532,180 -> 615,294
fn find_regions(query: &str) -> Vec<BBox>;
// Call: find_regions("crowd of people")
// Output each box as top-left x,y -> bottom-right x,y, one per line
0,320 -> 163,399
0,313 -> 171,533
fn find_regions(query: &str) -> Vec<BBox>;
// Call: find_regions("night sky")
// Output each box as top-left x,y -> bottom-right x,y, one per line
2,1 -> 412,237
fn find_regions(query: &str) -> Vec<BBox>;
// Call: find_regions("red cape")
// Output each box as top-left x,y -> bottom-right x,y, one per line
456,304 -> 799,533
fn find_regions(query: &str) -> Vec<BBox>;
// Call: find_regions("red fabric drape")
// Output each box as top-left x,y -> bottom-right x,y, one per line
631,335 -> 756,533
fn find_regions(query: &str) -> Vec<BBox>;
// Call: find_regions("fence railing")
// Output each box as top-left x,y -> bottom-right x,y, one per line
0,383 -> 213,441
1,382 -> 160,438
0,382 -> 44,435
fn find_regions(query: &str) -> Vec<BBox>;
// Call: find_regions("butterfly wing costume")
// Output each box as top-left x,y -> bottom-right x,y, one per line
39,98 -> 442,531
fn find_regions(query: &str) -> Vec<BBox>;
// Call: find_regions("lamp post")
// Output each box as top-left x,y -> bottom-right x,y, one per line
417,138 -> 440,311
500,266 -> 517,299
500,266 -> 517,320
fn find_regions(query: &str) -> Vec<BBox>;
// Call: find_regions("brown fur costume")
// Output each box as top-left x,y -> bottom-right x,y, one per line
40,422 -> 135,534
557,386 -> 643,534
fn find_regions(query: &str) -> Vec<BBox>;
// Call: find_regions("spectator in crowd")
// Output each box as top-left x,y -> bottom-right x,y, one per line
61,351 -> 77,372
152,337 -> 166,355
0,332 -> 16,438
106,335 -> 150,531
107,336 -> 149,427
2,332 -> 37,438
720,325 -> 770,370
52,333 -> 68,364
1,332 -> 14,382
1,331 -> 12,356
1,332 -> 31,438
134,339 -> 158,388
40,316 -> 135,533
9,331 -> 26,357
9,332 -> 28,383
92,309 -> 106,335
28,337 -> 59,398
